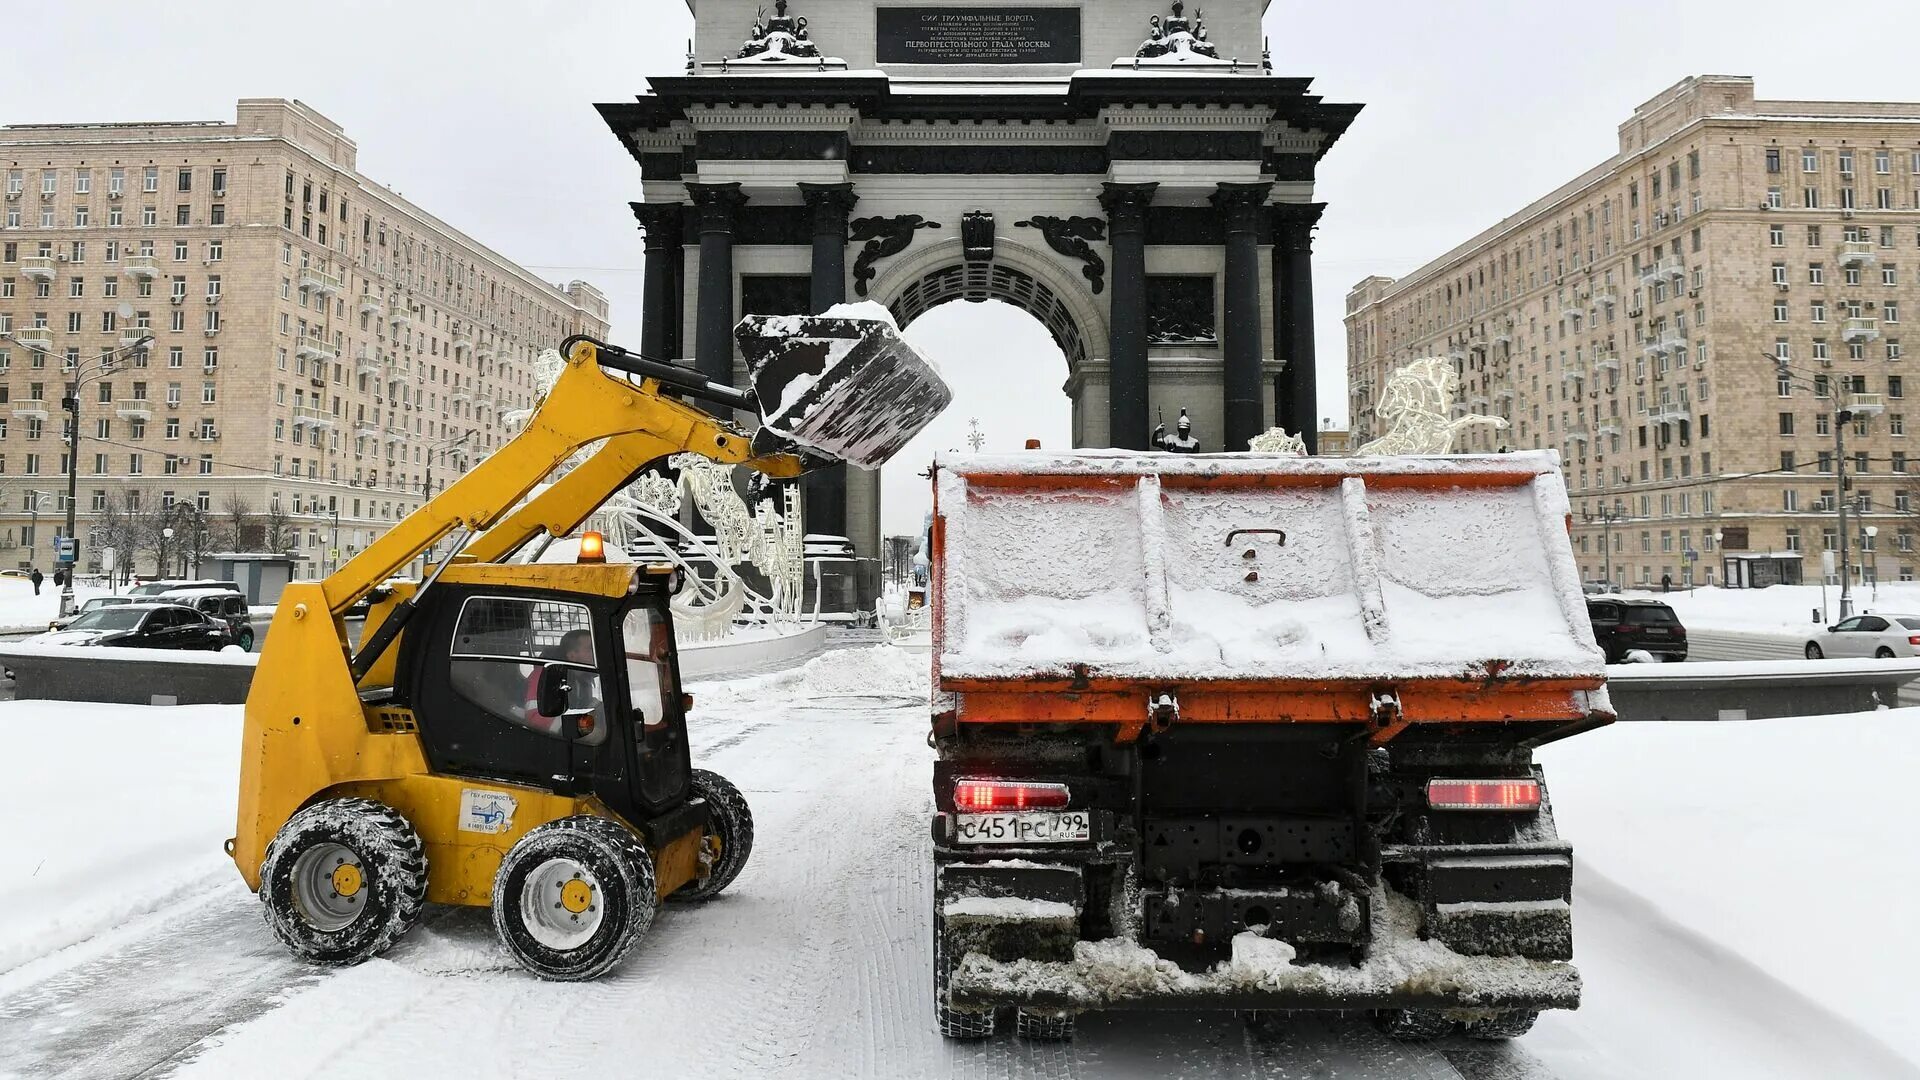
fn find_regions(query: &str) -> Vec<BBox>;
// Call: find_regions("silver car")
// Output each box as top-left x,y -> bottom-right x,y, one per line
1804,613 -> 1920,659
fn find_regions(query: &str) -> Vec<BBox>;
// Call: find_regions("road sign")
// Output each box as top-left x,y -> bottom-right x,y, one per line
1685,548 -> 1699,561
55,537 -> 77,564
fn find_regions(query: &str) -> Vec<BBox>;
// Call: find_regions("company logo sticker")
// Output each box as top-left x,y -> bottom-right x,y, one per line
459,788 -> 517,834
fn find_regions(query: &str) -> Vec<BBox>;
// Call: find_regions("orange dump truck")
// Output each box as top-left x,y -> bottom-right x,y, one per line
926,449 -> 1612,1042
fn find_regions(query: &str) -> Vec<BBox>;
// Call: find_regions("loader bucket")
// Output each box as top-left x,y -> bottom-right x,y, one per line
737,312 -> 953,470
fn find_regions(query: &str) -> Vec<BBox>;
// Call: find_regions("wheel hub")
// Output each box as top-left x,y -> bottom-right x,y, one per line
520,858 -> 605,950
289,842 -> 367,931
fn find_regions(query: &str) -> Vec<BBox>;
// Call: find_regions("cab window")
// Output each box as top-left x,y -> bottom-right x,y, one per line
447,596 -> 606,746
621,606 -> 674,728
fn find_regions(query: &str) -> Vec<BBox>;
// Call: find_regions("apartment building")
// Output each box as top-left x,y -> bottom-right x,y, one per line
0,99 -> 608,577
1347,76 -> 1920,590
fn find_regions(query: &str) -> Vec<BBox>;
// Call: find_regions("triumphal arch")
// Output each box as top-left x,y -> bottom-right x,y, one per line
599,0 -> 1359,562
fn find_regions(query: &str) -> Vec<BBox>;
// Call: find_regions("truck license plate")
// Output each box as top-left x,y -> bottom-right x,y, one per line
954,811 -> 1091,845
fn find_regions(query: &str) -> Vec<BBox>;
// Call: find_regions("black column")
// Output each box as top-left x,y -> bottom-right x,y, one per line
686,181 -> 747,386
1213,182 -> 1272,451
1272,202 -> 1326,452
629,201 -> 682,362
798,182 -> 859,539
1100,182 -> 1157,450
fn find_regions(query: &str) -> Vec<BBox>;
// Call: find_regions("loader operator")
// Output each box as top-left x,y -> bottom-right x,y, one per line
523,628 -> 602,739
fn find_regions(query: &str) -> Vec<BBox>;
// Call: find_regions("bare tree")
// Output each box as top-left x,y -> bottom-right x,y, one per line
217,490 -> 259,552
97,488 -> 149,585
263,501 -> 294,555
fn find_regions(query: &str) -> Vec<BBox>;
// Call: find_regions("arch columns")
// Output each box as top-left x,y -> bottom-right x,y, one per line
799,182 -> 860,540
1100,182 -> 1157,451
1213,181 -> 1273,451
687,181 -> 747,386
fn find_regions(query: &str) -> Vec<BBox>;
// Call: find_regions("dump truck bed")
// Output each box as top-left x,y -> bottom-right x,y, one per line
933,450 -> 1608,727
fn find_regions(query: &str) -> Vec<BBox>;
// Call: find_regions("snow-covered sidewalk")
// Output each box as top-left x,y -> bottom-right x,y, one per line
1620,581 -> 1920,636
0,579 -> 115,634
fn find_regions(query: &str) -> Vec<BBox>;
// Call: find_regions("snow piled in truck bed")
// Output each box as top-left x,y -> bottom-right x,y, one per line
935,451 -> 1603,682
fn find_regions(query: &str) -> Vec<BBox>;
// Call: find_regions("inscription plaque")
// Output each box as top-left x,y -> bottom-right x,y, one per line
876,7 -> 1081,65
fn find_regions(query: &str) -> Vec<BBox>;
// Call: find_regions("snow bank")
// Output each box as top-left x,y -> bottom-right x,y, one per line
0,701 -> 239,975
0,580 -> 115,634
935,452 -> 1603,682
1541,708 -> 1920,1065
691,643 -> 930,706
1630,581 -> 1920,636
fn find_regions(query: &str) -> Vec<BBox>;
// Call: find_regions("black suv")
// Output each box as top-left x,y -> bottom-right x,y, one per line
1587,598 -> 1688,662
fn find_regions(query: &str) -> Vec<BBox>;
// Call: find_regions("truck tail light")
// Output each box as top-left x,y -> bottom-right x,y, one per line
1426,778 -> 1541,811
954,778 -> 1069,812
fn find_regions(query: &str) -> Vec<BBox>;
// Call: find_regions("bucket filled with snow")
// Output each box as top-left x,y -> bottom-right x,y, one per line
736,304 -> 953,469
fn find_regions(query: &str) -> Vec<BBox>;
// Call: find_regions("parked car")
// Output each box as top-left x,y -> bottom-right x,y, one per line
1587,597 -> 1688,662
1803,613 -> 1920,659
127,579 -> 241,598
134,589 -> 255,650
48,595 -> 136,631
1582,581 -> 1616,595
23,603 -> 230,651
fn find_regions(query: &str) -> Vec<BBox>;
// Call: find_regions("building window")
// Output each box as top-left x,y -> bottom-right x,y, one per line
1780,412 -> 1796,435
1770,225 -> 1785,247
1809,263 -> 1825,285
1772,262 -> 1788,285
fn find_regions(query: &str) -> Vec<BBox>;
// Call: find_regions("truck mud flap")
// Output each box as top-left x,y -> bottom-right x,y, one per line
946,890 -> 1579,1014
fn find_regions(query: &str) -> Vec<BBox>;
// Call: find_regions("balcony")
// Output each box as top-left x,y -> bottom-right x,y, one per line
115,399 -> 154,422
452,328 -> 473,351
1843,317 -> 1881,344
475,347 -> 494,364
21,256 -> 55,282
1491,323 -> 1513,345
1592,287 -> 1618,307
450,389 -> 471,406
1637,257 -> 1683,284
355,351 -> 382,376
1598,420 -> 1623,438
299,267 -> 343,296
389,306 -> 413,329
1561,293 -> 1588,319
296,335 -> 338,362
10,399 -> 50,420
1642,331 -> 1685,356
122,255 -> 159,280
12,326 -> 54,352
356,422 -> 380,441
293,406 -> 336,430
119,329 -> 154,350
1847,393 -> 1886,416
1839,241 -> 1878,268
1648,400 -> 1688,425
1494,387 -> 1516,403
1592,351 -> 1622,372
1567,423 -> 1591,443
358,296 -> 385,317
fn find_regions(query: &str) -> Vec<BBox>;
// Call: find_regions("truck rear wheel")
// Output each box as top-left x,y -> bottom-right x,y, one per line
1374,1008 -> 1454,1041
672,769 -> 753,902
258,797 -> 427,966
492,816 -> 655,981
933,919 -> 996,1039
1014,1008 -> 1075,1041
1465,1009 -> 1539,1040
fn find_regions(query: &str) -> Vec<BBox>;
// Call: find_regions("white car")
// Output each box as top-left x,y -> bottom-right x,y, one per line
1803,613 -> 1920,659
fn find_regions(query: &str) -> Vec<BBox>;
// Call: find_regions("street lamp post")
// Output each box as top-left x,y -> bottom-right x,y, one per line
1582,504 -> 1625,592
1864,524 -> 1880,602
51,322 -> 154,617
1773,354 -> 1867,620
419,429 -> 477,570
329,506 -> 341,576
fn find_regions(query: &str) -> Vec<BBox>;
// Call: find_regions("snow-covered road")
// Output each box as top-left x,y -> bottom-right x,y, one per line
1,649 -> 1916,1079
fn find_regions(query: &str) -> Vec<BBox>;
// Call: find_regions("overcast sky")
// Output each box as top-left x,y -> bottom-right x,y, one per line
20,0 -> 1920,534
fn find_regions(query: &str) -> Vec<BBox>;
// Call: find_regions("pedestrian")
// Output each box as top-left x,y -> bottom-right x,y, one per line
52,568 -> 65,589
1660,572 -> 1672,593
29,568 -> 42,595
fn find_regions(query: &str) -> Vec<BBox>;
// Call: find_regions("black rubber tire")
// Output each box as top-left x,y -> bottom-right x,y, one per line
1465,1009 -> 1540,1040
1806,642 -> 1825,659
1877,647 -> 1896,659
258,797 -> 427,966
933,916 -> 996,1039
1014,1008 -> 1076,1041
672,769 -> 754,902
492,816 -> 655,981
1374,1008 -> 1454,1041
238,626 -> 255,651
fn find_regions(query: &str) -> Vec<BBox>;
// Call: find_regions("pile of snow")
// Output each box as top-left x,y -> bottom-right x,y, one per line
0,579 -> 115,634
0,702 -> 240,975
794,644 -> 929,697
935,452 -> 1603,682
1541,708 -> 1920,1064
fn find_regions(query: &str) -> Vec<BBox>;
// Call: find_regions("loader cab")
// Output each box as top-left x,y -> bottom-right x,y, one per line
397,570 -> 691,825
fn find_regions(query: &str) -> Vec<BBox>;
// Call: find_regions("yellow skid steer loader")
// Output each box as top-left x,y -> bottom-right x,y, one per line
229,315 -> 947,979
